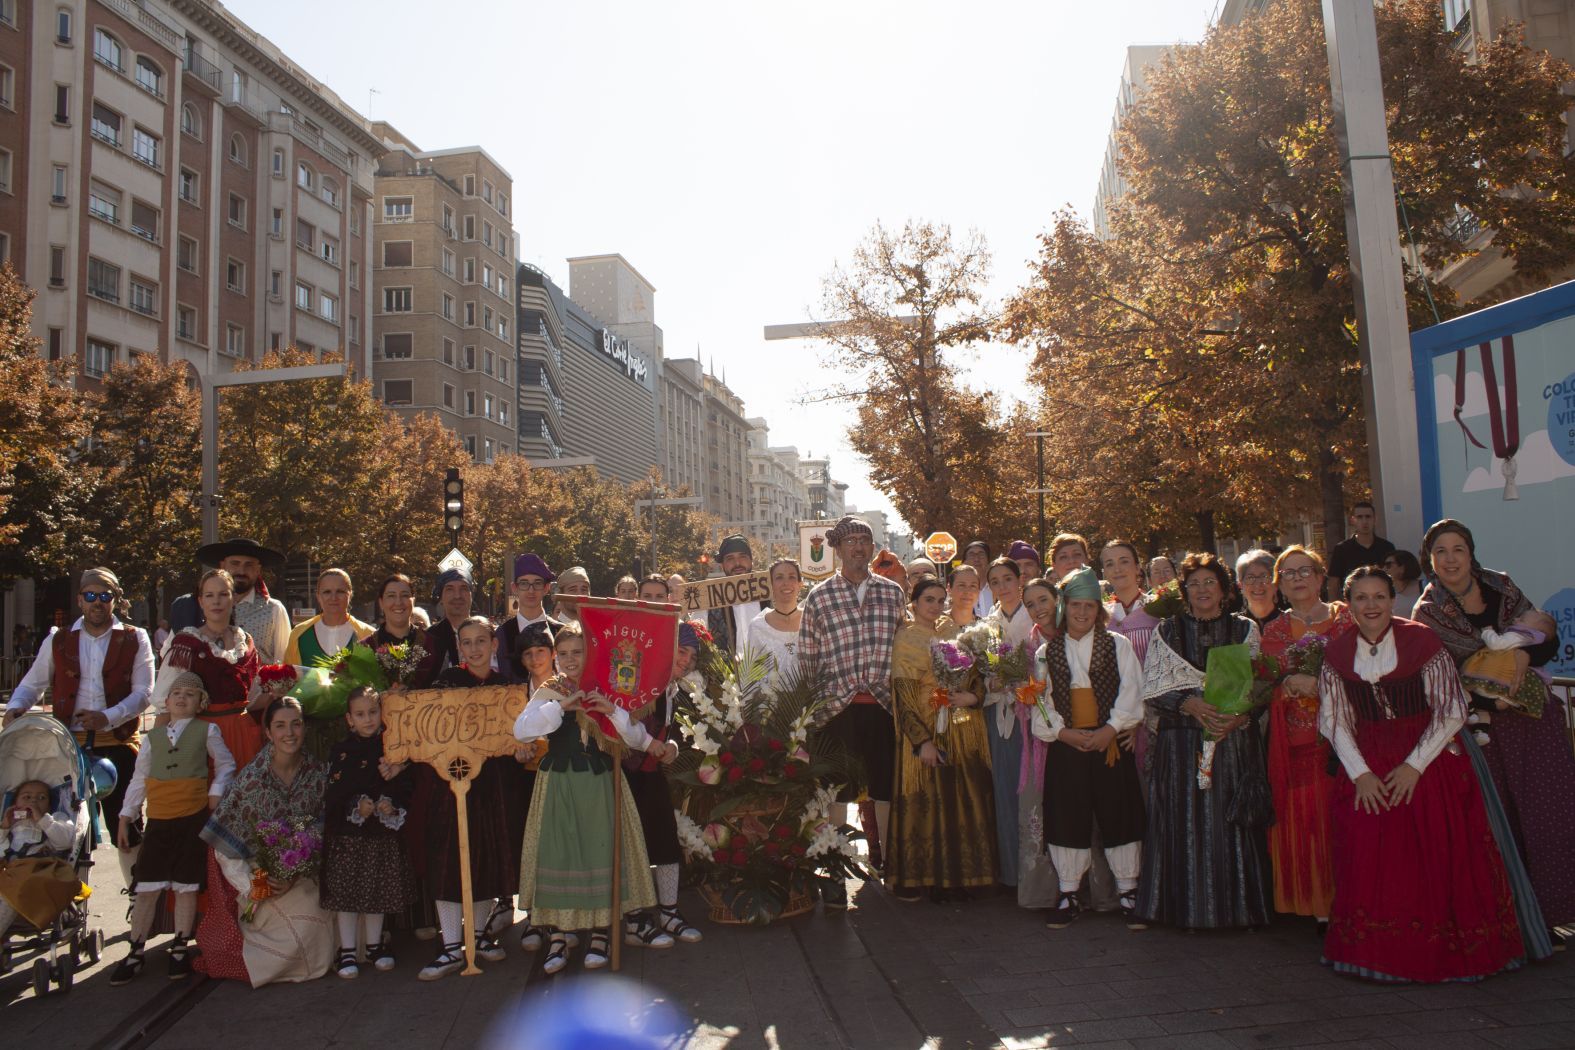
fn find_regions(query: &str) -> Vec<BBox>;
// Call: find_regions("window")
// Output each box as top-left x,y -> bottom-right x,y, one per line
179,168 -> 199,204
321,180 -> 338,208
463,301 -> 475,326
181,103 -> 200,138
500,360 -> 508,382
226,257 -> 245,293
47,328 -> 63,360
497,274 -> 508,299
496,317 -> 508,340
296,162 -> 314,190
382,241 -> 412,267
57,9 -> 73,43
442,339 -> 455,365
498,192 -> 507,217
464,435 -> 476,460
463,257 -> 475,283
50,245 -> 67,287
482,222 -> 493,248
272,148 -> 284,177
320,235 -> 338,265
270,331 -> 281,350
442,294 -> 454,320
129,277 -> 157,317
177,236 -> 198,273
463,215 -> 474,240
229,69 -> 246,104
348,315 -> 358,344
499,402 -> 508,427
464,174 -> 475,196
349,261 -> 359,288
383,333 -> 413,359
132,127 -> 160,168
93,29 -> 122,71
90,103 -> 121,146
482,179 -> 493,203
383,287 -> 411,313
88,257 -> 119,302
383,196 -> 412,221
484,393 -> 493,419
442,205 -> 454,234
227,134 -> 246,166
52,165 -> 68,203
442,249 -> 455,277
0,2 -> 11,27
225,324 -> 244,357
54,85 -> 69,123
483,349 -> 494,376
296,218 -> 315,250
85,340 -> 115,379
350,211 -> 359,236
465,391 -> 476,416
0,148 -> 8,193
442,384 -> 455,408
295,281 -> 312,310
177,306 -> 196,340
0,64 -> 13,109
319,293 -> 337,323
482,306 -> 493,331
269,270 -> 282,298
88,181 -> 119,224
226,193 -> 246,229
135,57 -> 163,96
131,200 -> 159,242
270,208 -> 283,237
463,345 -> 475,370
382,380 -> 413,405
483,264 -> 493,288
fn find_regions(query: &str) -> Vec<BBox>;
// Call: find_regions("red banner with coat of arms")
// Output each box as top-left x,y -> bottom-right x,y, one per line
575,598 -> 681,733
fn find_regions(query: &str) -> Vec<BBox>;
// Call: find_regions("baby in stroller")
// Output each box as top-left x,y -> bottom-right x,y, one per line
0,779 -> 80,929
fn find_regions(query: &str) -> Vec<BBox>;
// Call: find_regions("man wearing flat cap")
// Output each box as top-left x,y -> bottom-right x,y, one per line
552,566 -> 592,625
5,567 -> 156,836
496,553 -> 564,682
412,566 -> 476,687
707,534 -> 768,658
173,538 -> 290,664
797,515 -> 906,906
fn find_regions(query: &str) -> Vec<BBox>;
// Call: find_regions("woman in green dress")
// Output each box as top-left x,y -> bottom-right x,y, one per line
887,576 -> 997,902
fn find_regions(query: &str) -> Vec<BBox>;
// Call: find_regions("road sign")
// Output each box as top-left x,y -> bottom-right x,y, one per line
439,547 -> 473,577
923,532 -> 958,564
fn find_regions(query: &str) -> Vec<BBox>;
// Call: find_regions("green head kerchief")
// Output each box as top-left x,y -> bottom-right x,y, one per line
1056,565 -> 1102,627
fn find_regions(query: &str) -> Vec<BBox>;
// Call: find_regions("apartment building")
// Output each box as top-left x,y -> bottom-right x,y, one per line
6,0 -> 382,382
746,417 -> 810,550
798,454 -> 848,521
658,355 -> 704,496
368,122 -> 516,463
701,366 -> 749,527
515,262 -> 659,483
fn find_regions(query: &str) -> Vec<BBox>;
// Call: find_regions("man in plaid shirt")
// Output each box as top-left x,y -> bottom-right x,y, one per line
798,514 -> 906,906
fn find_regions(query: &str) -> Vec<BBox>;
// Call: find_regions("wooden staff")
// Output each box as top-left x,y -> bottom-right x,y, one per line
609,750 -> 623,973
452,779 -> 482,976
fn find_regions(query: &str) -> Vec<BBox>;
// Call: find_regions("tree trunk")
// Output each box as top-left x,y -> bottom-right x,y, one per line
1195,509 -> 1216,555
1318,442 -> 1346,553
1146,530 -> 1162,559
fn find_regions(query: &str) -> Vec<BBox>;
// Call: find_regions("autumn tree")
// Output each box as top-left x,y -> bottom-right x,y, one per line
83,356 -> 202,614
357,410 -> 468,598
816,221 -> 1031,545
1007,0 -> 1575,550
0,266 -> 94,587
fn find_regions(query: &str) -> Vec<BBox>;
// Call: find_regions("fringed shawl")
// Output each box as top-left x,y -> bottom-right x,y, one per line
1412,568 -> 1532,665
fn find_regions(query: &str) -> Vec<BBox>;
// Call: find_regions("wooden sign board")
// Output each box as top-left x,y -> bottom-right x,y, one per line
381,685 -> 530,781
679,570 -> 773,614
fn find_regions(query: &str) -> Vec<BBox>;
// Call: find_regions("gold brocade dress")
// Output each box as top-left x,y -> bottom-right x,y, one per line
886,617 -> 998,892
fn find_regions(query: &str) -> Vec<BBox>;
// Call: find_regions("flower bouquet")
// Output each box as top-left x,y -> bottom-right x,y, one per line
957,621 -> 1031,693
668,651 -> 871,925
1144,578 -> 1185,620
373,639 -> 428,687
929,638 -> 974,736
1196,643 -> 1257,790
242,817 -> 322,922
1252,633 -> 1330,720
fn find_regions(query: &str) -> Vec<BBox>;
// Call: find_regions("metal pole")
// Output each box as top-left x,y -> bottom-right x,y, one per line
1036,432 -> 1046,555
1322,0 -> 1423,547
201,374 -> 219,545
650,503 -> 658,577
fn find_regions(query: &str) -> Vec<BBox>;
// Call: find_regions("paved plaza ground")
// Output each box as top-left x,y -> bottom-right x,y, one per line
3,841 -> 1573,1049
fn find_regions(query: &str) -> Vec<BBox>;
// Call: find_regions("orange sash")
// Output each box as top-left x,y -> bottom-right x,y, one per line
1069,686 -> 1120,767
145,777 -> 209,819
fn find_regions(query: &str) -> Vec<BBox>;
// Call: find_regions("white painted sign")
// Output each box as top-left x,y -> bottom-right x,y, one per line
438,548 -> 473,577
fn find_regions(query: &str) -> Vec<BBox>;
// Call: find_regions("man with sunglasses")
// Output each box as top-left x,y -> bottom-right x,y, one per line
4,568 -> 155,836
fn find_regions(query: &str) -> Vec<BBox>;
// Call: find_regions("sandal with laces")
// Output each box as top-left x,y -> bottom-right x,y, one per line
484,898 -> 514,939
542,931 -> 571,975
1120,890 -> 1148,931
583,929 -> 611,970
334,948 -> 360,979
521,924 -> 576,952
1045,890 -> 1081,930
370,937 -> 396,972
623,911 -> 674,949
109,943 -> 145,986
657,905 -> 703,943
418,942 -> 466,981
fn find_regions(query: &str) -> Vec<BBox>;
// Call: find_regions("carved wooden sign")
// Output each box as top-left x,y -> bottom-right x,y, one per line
381,685 -> 530,783
680,570 -> 773,613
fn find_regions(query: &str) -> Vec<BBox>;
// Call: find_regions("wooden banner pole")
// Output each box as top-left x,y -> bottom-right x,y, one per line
452,779 -> 482,976
610,757 -> 623,973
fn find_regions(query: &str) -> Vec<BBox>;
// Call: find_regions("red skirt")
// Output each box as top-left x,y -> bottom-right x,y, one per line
194,850 -> 249,983
202,706 -> 264,771
1267,692 -> 1335,917
1326,712 -> 1523,982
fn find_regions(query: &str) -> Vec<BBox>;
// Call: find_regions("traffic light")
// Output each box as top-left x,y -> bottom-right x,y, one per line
443,468 -> 464,538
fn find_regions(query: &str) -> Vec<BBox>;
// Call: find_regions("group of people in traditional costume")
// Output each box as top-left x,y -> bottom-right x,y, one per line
2,501 -> 1570,991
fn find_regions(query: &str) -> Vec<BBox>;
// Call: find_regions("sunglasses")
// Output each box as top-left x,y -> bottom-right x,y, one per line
80,591 -> 116,604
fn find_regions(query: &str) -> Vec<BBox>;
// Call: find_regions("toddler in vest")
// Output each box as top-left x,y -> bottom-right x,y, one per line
111,671 -> 236,984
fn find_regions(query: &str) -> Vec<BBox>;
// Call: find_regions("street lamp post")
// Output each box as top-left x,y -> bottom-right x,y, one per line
1027,431 -> 1051,556
199,364 -> 347,544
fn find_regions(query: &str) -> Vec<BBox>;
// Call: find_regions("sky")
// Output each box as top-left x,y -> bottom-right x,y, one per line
232,0 -> 1221,536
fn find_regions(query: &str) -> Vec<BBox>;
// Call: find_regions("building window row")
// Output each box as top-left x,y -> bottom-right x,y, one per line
94,28 -> 165,99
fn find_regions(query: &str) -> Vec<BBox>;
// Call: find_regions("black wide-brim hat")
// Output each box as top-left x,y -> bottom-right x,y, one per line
195,537 -> 285,570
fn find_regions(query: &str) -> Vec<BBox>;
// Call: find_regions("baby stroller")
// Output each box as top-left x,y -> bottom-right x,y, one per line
0,713 -> 104,995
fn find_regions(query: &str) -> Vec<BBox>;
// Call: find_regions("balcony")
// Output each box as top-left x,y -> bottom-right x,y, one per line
96,0 -> 179,50
181,48 -> 221,95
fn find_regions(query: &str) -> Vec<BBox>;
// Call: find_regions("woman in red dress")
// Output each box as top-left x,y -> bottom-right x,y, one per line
1317,567 -> 1524,983
1261,546 -> 1351,926
157,569 -> 264,768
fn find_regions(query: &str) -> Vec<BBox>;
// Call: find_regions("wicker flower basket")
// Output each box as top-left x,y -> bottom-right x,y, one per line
698,882 -> 817,925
